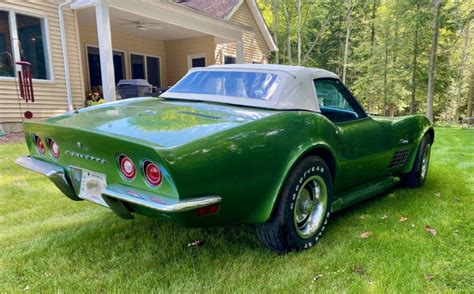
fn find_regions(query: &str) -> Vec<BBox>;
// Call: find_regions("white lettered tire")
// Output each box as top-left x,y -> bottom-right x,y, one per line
256,156 -> 332,253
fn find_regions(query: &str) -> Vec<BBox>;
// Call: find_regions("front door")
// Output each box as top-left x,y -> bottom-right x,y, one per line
314,79 -> 391,193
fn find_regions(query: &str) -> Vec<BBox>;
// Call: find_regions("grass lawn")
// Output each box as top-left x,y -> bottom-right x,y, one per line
0,127 -> 473,292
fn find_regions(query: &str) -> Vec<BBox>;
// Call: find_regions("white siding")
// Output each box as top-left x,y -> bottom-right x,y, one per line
0,2 -> 84,125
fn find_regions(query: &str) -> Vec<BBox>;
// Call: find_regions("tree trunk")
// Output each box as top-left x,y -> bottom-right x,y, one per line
282,3 -> 292,64
389,106 -> 396,117
297,0 -> 302,65
367,0 -> 377,112
383,41 -> 388,116
370,1 -> 376,51
467,68 -> 474,117
426,0 -> 442,123
342,0 -> 353,83
272,0 -> 279,64
410,4 -> 420,114
455,22 -> 470,122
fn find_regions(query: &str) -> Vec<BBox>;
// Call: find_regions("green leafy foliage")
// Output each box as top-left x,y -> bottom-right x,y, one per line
258,0 -> 473,122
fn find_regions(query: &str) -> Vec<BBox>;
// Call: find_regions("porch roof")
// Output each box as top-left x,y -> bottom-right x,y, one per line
70,0 -> 277,50
176,0 -> 277,51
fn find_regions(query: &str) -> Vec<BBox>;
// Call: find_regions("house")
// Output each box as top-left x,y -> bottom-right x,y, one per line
0,0 -> 276,132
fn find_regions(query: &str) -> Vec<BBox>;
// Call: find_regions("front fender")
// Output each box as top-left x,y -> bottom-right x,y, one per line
399,115 -> 434,174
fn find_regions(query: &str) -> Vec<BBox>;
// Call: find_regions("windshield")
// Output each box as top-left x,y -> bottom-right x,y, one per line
168,70 -> 281,100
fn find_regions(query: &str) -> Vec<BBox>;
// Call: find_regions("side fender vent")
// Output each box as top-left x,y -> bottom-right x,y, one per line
388,148 -> 411,168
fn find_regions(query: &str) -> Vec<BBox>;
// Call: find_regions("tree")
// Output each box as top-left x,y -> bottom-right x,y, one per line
302,11 -> 330,65
426,0 -> 442,123
410,4 -> 420,114
468,67 -> 474,118
258,0 -> 471,122
455,21 -> 470,122
272,0 -> 280,64
272,0 -> 279,64
297,0 -> 302,65
342,0 -> 353,83
282,2 -> 293,64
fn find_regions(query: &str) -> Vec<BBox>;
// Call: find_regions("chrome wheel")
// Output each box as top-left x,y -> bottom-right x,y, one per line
421,144 -> 431,180
293,176 -> 328,238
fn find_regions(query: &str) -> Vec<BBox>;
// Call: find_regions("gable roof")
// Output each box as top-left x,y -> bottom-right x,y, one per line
176,0 -> 277,51
176,0 -> 242,19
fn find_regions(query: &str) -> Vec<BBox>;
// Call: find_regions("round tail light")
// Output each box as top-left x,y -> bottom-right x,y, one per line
118,155 -> 136,180
35,136 -> 45,154
48,139 -> 60,158
144,161 -> 162,186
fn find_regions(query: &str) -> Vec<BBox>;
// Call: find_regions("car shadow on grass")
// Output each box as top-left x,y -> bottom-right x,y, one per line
29,182 -> 424,261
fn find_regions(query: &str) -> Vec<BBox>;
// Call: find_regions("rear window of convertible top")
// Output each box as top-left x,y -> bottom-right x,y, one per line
168,70 -> 280,100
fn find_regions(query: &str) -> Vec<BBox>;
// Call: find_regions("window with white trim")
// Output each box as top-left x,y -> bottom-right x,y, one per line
0,11 -> 14,77
0,10 -> 51,79
188,53 -> 206,69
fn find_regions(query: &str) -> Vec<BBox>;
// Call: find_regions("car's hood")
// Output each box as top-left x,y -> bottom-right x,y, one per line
50,97 -> 279,148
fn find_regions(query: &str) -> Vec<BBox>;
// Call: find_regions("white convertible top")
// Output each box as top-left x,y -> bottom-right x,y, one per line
161,64 -> 340,112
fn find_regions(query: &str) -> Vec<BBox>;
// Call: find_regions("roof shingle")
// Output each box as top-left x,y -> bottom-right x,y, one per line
176,0 -> 242,19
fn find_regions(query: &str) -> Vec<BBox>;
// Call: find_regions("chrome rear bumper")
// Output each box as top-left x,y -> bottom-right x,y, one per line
15,156 -> 221,218
103,184 -> 221,212
15,156 -> 81,201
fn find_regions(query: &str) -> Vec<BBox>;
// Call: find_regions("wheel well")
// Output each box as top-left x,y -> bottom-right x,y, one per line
426,128 -> 435,143
303,147 -> 336,182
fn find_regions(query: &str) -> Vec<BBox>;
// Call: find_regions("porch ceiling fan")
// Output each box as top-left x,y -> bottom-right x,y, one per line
119,19 -> 163,31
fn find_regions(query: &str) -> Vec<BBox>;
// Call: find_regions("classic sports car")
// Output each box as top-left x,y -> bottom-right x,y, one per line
16,64 -> 434,252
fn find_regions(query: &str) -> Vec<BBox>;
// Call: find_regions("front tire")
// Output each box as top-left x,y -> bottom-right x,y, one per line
256,156 -> 332,253
402,134 -> 432,187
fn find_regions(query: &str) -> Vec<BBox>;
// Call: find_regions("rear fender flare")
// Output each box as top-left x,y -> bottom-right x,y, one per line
263,143 -> 337,222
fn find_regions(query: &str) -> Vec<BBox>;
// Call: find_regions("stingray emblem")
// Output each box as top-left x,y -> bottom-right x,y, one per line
399,139 -> 409,145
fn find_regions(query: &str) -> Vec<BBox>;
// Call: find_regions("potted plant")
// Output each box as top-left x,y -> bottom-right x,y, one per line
84,88 -> 104,107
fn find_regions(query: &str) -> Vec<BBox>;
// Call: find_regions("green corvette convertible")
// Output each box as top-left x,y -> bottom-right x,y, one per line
17,64 -> 434,252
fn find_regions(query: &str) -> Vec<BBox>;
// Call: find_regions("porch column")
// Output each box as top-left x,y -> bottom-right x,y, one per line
95,4 -> 116,101
236,40 -> 244,64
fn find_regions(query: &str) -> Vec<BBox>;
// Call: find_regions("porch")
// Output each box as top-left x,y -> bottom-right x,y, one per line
74,0 -> 248,101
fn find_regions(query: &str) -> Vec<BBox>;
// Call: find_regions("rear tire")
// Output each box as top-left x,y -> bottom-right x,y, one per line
256,156 -> 332,253
402,134 -> 432,187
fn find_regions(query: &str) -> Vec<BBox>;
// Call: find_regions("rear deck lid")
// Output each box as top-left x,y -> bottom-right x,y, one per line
52,98 -> 277,148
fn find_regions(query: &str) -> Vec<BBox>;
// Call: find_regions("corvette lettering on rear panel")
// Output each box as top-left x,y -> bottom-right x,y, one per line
65,150 -> 107,164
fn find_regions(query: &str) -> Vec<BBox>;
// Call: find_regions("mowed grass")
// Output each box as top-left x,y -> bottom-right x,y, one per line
0,128 -> 473,292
